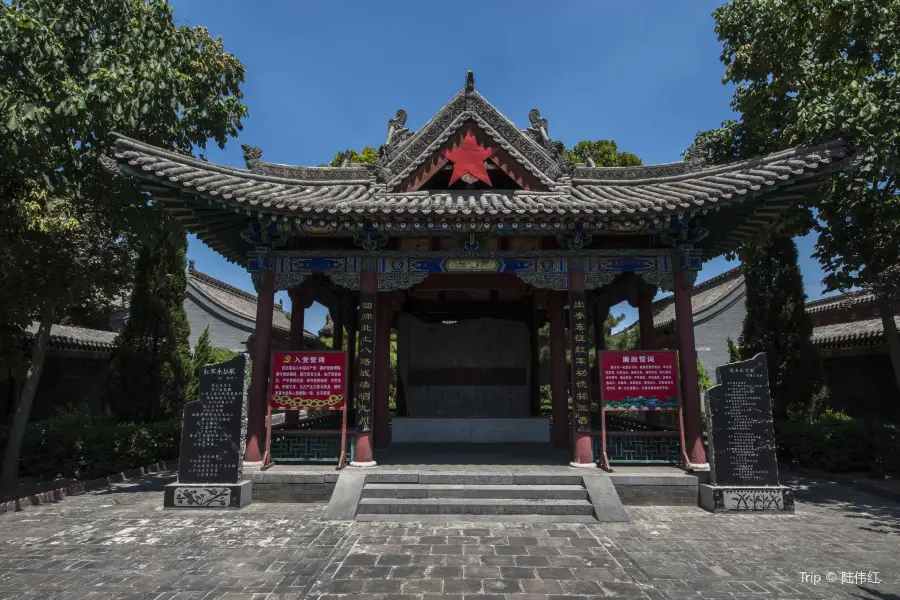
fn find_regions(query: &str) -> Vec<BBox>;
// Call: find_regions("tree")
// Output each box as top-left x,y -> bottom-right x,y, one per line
565,140 -> 642,167
107,225 -> 191,421
0,0 -> 248,493
320,147 -> 378,168
726,337 -> 741,364
700,0 -> 900,391
737,237 -> 825,421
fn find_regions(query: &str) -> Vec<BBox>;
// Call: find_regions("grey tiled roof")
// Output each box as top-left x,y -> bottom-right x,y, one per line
648,267 -> 895,349
109,72 -> 851,267
188,267 -> 317,340
26,323 -> 118,353
806,289 -> 875,313
812,315 -> 899,348
651,266 -> 744,330
112,136 -> 846,220
318,312 -> 334,337
573,141 -> 846,203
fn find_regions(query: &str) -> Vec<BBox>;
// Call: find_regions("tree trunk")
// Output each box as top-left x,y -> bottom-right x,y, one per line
0,301 -> 57,495
877,297 -> 900,393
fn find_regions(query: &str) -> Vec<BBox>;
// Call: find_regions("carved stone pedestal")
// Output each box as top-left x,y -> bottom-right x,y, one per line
164,481 -> 252,509
699,484 -> 794,513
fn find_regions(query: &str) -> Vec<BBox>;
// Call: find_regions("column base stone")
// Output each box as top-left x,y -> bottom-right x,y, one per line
350,461 -> 378,468
569,461 -> 598,469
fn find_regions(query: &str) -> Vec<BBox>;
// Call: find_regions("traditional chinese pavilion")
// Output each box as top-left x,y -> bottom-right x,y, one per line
109,72 -> 849,469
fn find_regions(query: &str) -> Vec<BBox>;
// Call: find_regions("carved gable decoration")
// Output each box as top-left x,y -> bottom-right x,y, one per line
396,121 -> 549,193
380,72 -> 565,191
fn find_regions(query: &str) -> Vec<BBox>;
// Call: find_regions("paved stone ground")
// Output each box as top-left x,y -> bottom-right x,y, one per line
1,472 -> 898,600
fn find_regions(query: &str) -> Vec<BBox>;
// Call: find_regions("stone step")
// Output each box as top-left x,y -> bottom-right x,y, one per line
356,497 -> 595,516
355,514 -> 601,523
364,472 -> 585,485
361,483 -> 587,500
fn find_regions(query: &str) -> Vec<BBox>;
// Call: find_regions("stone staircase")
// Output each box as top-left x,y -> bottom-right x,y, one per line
344,472 -> 629,522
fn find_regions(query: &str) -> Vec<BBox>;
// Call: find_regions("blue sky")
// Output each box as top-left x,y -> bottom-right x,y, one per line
173,0 -> 829,334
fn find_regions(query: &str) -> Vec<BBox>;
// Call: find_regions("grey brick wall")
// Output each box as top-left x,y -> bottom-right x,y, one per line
693,282 -> 746,377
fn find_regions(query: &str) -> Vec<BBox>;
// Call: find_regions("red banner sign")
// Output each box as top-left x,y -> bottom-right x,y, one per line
270,351 -> 346,410
600,350 -> 679,409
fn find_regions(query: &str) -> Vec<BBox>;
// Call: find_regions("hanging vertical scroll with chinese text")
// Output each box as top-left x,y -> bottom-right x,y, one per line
354,294 -> 376,432
568,291 -> 591,433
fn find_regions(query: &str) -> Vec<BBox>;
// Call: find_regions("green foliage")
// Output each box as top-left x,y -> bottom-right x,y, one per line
0,0 -> 248,330
186,326 -> 239,403
703,0 -> 900,295
777,415 -> 900,478
726,337 -> 741,363
0,405 -> 181,482
608,324 -> 638,351
737,237 -> 825,422
322,146 -> 378,168
565,140 -> 642,168
0,0 -> 247,489
696,359 -> 712,392
107,227 -> 192,422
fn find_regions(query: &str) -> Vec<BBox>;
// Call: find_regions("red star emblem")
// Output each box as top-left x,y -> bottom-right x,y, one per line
444,132 -> 496,186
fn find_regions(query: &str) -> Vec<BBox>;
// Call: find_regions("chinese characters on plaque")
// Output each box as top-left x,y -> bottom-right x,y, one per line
568,291 -> 591,433
354,293 -> 376,432
600,351 -> 679,409
270,351 -> 346,410
177,353 -> 249,484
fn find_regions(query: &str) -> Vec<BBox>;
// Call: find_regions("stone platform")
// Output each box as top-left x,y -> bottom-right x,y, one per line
391,417 -> 551,443
246,460 -> 702,512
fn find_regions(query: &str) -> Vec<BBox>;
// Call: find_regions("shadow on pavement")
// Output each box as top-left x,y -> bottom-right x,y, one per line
787,473 -> 900,535
93,471 -> 175,495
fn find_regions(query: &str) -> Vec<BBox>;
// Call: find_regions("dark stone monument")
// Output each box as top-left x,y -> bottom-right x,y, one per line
164,354 -> 252,509
699,353 -> 794,512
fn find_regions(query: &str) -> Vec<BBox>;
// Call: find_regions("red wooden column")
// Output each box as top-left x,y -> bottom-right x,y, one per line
345,311 -> 357,407
548,291 -> 569,449
395,309 -> 408,417
638,284 -> 656,350
637,283 -> 662,427
373,292 -> 392,449
288,289 -> 309,349
332,311 -> 344,350
594,302 -> 609,352
350,268 -> 377,467
568,269 -> 595,468
674,266 -> 706,465
592,301 -> 609,389
286,288 -> 312,427
529,294 -> 542,417
246,268 -> 275,463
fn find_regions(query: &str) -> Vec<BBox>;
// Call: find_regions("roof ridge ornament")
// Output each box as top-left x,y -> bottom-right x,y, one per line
385,109 -> 410,146
465,70 -> 475,110
683,143 -> 708,172
526,108 -> 569,171
242,144 -> 263,172
338,150 -> 354,168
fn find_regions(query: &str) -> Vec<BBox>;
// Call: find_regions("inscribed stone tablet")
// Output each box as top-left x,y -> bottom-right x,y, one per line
704,353 -> 780,487
177,353 -> 249,484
